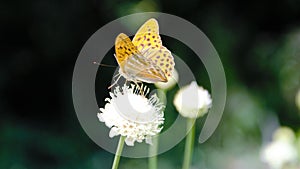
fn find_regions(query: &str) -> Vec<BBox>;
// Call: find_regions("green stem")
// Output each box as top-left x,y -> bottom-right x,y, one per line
148,136 -> 159,169
112,136 -> 125,169
148,89 -> 166,169
182,118 -> 196,169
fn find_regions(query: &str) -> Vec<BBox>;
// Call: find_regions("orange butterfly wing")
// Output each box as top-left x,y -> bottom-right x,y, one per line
114,33 -> 167,83
114,33 -> 140,67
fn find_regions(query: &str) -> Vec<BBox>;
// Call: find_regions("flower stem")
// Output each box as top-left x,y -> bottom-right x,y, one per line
148,89 -> 166,169
148,136 -> 159,169
112,136 -> 125,169
182,118 -> 196,169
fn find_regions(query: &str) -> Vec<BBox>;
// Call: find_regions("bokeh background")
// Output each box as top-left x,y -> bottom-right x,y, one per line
1,0 -> 300,169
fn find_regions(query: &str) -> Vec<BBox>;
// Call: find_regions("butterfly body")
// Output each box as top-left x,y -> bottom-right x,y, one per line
114,18 -> 174,84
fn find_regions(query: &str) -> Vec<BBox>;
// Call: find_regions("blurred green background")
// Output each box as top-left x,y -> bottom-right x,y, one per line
1,0 -> 300,169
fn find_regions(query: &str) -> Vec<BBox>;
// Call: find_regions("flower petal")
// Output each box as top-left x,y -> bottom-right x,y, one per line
125,137 -> 135,146
109,127 -> 119,138
98,84 -> 165,146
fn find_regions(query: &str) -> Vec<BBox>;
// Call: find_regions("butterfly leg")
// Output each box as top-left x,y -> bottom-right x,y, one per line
108,74 -> 121,89
133,81 -> 145,96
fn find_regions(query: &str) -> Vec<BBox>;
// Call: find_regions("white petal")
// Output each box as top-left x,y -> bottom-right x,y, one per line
105,119 -> 115,128
125,137 -> 135,146
97,113 -> 105,122
109,127 -> 119,138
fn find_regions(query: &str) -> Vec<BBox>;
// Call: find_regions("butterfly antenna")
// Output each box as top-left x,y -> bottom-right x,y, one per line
93,62 -> 117,68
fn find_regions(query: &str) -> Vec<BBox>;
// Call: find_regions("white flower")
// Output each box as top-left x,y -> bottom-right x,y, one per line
173,81 -> 212,118
97,84 -> 165,146
261,127 -> 298,169
155,69 -> 179,90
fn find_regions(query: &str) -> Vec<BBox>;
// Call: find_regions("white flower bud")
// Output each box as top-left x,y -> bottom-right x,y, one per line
173,81 -> 212,118
261,127 -> 298,169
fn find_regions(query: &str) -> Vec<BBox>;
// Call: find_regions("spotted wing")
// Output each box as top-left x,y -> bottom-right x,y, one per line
115,33 -> 140,67
132,18 -> 175,78
115,33 -> 166,83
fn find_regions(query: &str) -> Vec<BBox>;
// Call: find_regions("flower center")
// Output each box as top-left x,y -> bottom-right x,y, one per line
128,94 -> 152,113
114,92 -> 158,123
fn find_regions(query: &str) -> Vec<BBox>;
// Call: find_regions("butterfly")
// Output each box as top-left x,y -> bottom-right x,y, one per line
112,18 -> 175,87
